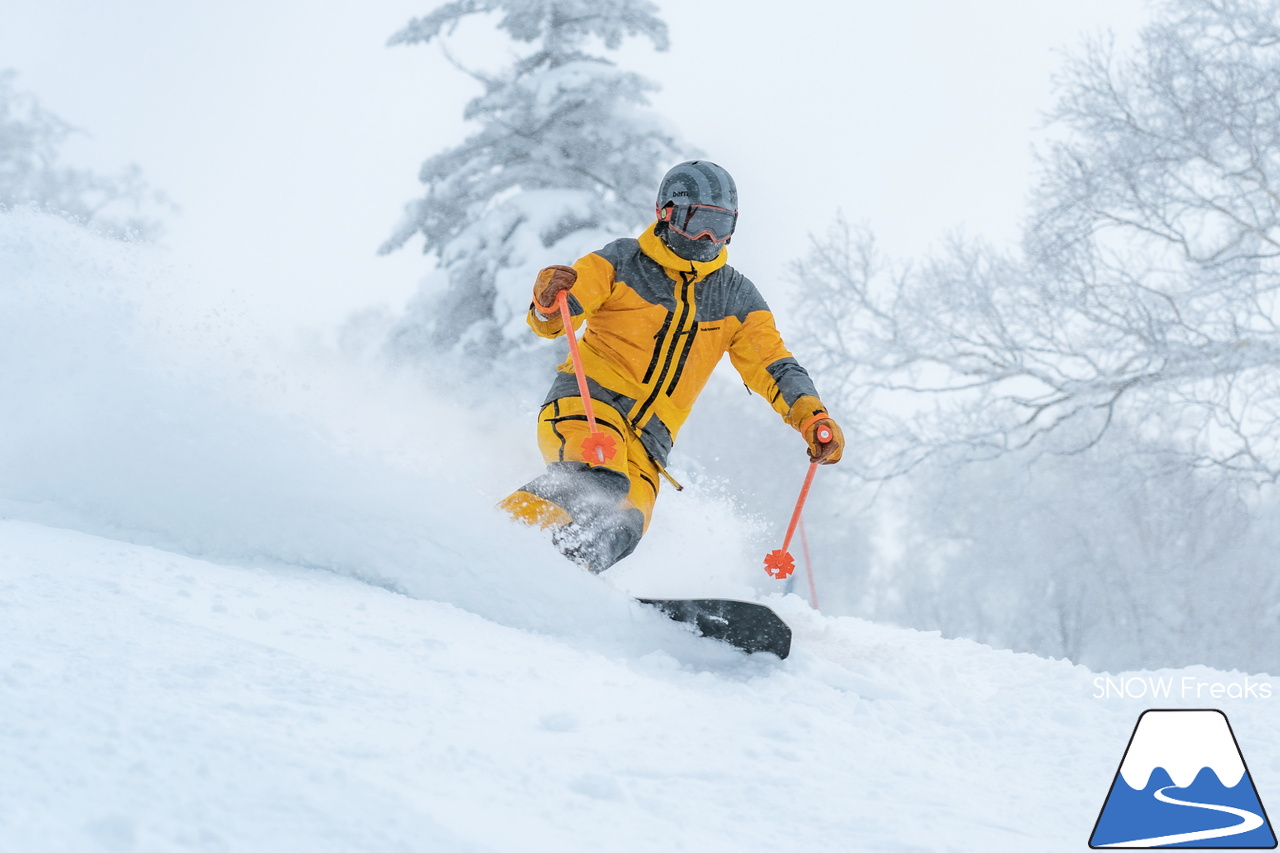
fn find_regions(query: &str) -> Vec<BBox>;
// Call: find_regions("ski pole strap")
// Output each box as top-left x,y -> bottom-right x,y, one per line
798,412 -> 831,440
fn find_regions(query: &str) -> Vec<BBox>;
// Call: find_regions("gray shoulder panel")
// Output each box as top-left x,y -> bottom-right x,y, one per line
560,239 -> 641,317
592,237 -> 639,271
603,240 -> 678,309
695,265 -> 769,323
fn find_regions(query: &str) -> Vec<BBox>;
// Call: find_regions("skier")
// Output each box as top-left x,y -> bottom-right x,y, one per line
500,160 -> 844,572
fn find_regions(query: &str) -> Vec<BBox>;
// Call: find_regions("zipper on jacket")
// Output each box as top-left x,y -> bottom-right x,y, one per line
631,271 -> 695,427
664,324 -> 698,397
641,310 -> 675,385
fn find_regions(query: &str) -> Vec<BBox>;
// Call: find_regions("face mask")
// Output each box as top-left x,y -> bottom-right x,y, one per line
659,224 -> 725,263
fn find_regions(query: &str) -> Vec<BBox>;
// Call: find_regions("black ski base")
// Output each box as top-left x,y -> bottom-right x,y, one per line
639,598 -> 791,659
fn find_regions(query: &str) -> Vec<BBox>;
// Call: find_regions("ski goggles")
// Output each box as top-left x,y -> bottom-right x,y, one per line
663,204 -> 738,243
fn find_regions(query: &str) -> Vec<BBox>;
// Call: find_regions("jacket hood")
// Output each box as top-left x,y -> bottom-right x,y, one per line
637,222 -> 727,281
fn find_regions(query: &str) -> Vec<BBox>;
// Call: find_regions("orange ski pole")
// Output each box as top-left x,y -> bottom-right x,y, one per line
556,290 -> 616,465
763,423 -> 832,579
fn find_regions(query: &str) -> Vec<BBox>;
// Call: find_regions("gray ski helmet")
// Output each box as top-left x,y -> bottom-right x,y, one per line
656,160 -> 738,214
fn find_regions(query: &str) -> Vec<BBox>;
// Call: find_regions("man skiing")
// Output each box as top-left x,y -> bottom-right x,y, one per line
500,160 -> 844,572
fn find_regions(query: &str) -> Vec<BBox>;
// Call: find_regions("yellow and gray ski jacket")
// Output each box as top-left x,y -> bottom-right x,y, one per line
528,223 -> 820,468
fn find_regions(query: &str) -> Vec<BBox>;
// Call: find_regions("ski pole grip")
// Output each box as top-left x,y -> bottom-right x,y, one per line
799,413 -> 833,444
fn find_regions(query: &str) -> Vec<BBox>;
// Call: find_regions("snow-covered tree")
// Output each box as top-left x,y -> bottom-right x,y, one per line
379,0 -> 683,365
791,0 -> 1280,483
782,0 -> 1280,671
0,69 -> 169,240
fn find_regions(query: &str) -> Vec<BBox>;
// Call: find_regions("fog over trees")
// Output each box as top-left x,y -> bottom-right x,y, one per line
789,0 -> 1280,671
0,70 -> 170,241
796,0 -> 1280,483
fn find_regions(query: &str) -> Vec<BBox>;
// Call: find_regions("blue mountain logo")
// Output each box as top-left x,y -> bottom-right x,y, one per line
1091,709 -> 1276,848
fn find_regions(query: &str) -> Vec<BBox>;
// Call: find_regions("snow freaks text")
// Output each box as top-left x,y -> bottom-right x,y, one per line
1093,676 -> 1274,701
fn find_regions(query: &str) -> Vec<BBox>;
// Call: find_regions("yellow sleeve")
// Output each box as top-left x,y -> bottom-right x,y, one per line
728,309 -> 820,420
526,252 -> 617,339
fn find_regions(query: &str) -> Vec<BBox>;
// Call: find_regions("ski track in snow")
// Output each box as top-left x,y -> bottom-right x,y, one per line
2,209 -> 1278,852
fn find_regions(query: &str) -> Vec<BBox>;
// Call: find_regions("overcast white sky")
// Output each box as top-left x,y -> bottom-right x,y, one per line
1,0 -> 1150,334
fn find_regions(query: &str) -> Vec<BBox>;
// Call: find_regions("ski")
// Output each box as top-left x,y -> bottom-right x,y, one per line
638,598 -> 791,659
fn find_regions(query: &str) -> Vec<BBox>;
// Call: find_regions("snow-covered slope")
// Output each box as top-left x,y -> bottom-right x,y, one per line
2,210 -> 1277,852
7,519 -> 1278,853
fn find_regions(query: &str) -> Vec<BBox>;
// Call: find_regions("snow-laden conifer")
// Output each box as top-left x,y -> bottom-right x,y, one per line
379,0 -> 683,364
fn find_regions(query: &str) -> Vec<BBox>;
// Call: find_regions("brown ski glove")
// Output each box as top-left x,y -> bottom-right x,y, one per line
786,395 -> 845,465
533,265 -> 578,313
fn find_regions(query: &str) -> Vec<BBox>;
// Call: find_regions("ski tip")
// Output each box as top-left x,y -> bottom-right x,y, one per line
638,598 -> 791,659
